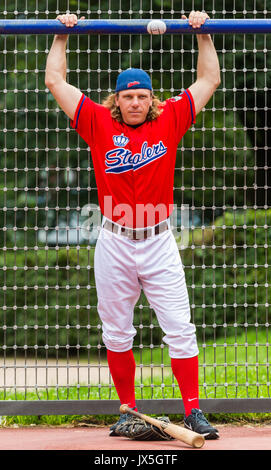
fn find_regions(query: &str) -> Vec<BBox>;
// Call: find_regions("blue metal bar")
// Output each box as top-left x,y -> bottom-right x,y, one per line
1,19 -> 271,35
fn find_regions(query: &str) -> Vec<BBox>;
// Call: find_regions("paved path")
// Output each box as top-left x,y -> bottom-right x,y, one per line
0,424 -> 270,450
0,359 -> 169,388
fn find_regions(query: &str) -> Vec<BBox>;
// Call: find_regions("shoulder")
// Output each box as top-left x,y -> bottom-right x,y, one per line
83,95 -> 110,113
165,90 -> 191,106
71,94 -> 111,131
164,90 -> 196,124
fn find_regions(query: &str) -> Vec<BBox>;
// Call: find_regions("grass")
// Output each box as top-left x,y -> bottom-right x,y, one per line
0,328 -> 270,427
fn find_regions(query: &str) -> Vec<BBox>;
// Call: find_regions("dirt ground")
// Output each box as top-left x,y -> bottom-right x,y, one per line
0,422 -> 270,451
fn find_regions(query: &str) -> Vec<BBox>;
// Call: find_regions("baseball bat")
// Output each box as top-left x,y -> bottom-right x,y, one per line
119,404 -> 205,448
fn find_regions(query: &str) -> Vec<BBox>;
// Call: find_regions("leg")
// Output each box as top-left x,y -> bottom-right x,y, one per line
171,355 -> 199,416
107,349 -> 137,410
138,229 -> 219,438
138,230 -> 199,415
94,228 -> 141,410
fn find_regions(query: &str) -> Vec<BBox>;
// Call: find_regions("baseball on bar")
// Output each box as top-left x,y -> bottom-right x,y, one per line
147,19 -> 167,35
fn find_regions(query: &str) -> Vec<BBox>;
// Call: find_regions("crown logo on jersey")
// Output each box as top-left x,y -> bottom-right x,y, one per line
113,133 -> 130,147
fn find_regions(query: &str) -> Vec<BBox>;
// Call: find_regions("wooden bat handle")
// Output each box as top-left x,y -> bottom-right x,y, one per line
120,404 -> 205,449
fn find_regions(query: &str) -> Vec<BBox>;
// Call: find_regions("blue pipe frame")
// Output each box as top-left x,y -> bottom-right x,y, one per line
0,19 -> 271,35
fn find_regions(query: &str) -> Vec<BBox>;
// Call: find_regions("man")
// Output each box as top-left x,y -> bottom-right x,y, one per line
45,11 -> 221,440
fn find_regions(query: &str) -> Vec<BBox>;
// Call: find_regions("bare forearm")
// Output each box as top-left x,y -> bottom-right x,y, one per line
45,35 -> 69,86
186,11 -> 220,114
44,15 -> 83,120
196,34 -> 220,85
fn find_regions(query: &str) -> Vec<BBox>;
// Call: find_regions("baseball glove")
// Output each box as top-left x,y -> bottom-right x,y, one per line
112,414 -> 174,441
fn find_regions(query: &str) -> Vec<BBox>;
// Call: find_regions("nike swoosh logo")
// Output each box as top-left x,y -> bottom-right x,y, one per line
188,398 -> 198,402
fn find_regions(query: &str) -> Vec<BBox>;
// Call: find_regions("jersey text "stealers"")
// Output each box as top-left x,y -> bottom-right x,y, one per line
105,139 -> 168,173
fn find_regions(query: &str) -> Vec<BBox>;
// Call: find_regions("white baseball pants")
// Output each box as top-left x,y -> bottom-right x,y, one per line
94,221 -> 199,358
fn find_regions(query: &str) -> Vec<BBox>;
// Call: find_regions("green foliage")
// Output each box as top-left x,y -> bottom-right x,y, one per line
0,210 -> 269,356
182,209 -> 271,341
0,246 -> 99,356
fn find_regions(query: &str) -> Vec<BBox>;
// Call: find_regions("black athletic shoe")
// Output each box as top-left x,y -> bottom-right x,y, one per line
184,408 -> 219,440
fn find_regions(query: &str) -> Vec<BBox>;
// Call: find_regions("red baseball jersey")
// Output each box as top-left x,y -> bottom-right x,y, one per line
70,89 -> 196,228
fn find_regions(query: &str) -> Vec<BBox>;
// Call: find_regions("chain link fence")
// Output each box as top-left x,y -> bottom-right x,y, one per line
0,0 -> 270,415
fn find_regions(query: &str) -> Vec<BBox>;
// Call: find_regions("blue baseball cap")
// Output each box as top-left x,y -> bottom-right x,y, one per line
115,68 -> 152,93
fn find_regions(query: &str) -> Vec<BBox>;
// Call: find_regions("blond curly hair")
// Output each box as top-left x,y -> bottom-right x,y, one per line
102,92 -> 164,123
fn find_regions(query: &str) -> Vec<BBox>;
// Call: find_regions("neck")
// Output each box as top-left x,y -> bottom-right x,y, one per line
124,120 -> 146,128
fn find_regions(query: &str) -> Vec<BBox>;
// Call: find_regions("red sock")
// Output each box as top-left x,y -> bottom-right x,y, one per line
171,355 -> 199,417
107,349 -> 137,411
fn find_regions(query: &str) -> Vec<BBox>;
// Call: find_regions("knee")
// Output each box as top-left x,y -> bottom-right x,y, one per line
102,332 -> 134,352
